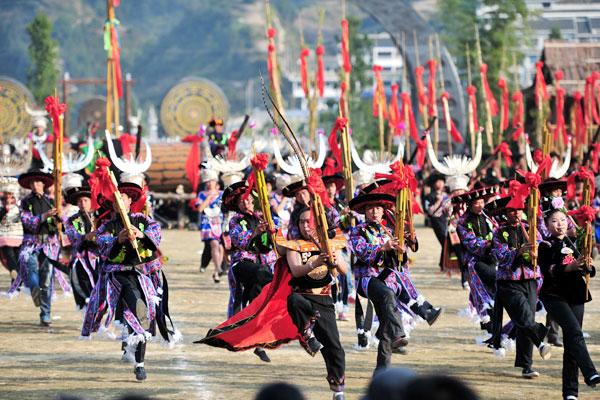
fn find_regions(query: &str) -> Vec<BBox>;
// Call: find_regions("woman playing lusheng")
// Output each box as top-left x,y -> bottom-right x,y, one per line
538,205 -> 600,400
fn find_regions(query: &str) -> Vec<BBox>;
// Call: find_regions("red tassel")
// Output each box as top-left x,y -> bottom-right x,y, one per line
584,74 -> 600,125
307,168 -> 332,208
415,66 -> 428,109
511,91 -> 524,141
466,85 -> 479,133
440,92 -> 463,143
89,157 -> 118,210
534,61 -> 548,105
327,117 -> 347,174
400,92 -> 418,141
591,143 -> 600,173
44,95 -> 66,139
566,167 -> 595,200
427,59 -> 437,117
299,48 -> 310,97
341,19 -> 351,73
497,78 -> 509,131
389,84 -> 401,136
316,45 -> 325,98
372,65 -> 388,119
267,28 -> 277,84
554,87 -> 567,145
494,142 -> 513,167
480,64 -> 498,116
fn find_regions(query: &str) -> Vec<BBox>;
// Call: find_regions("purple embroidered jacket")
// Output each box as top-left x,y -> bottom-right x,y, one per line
491,222 -> 541,281
229,212 -> 277,267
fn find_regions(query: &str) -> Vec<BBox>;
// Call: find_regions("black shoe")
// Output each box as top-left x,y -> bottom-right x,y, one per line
424,307 -> 443,326
307,337 -> 324,356
480,321 -> 493,334
357,332 -> 368,348
135,366 -> 147,381
548,337 -> 564,347
585,373 -> 600,387
392,336 -> 408,349
40,318 -> 51,327
254,348 -> 271,363
522,367 -> 540,379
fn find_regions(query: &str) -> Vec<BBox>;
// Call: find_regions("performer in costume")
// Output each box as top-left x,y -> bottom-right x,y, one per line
82,168 -> 180,381
207,117 -> 228,157
490,189 -> 552,379
456,184 -> 500,333
348,191 -> 409,371
538,205 -> 600,399
14,168 -> 62,326
424,173 -> 448,270
63,173 -> 99,310
198,204 -> 348,400
223,180 -> 276,362
0,178 -> 23,284
196,168 -> 224,282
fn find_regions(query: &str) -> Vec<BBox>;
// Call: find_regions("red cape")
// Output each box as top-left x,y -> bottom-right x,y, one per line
195,258 -> 300,351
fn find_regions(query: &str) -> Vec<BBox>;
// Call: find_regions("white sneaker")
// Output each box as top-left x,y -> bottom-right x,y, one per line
539,343 -> 552,360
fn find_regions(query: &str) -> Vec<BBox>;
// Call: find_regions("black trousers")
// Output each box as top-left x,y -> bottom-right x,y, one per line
231,261 -> 273,315
115,271 -> 148,364
429,217 -> 446,268
475,261 -> 497,296
546,313 -> 561,342
200,243 -> 211,270
0,246 -> 19,273
287,292 -> 345,392
358,277 -> 406,370
542,298 -> 598,397
497,280 -> 548,369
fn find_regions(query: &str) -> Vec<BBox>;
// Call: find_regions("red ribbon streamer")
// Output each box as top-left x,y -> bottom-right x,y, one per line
511,91 -> 524,141
494,142 -> 513,167
227,129 -> 240,160
415,66 -> 428,110
427,59 -> 437,117
267,28 -> 277,84
400,92 -> 418,141
316,45 -> 325,98
415,138 -> 427,168
322,157 -> 338,177
374,162 -> 422,215
534,61 -> 548,106
389,84 -> 401,136
307,168 -> 332,208
300,48 -> 310,97
341,19 -> 351,74
567,167 -> 596,201
497,78 -> 509,131
573,92 -> 586,151
44,95 -> 66,139
339,81 -> 347,118
554,87 -> 567,145
591,143 -> 600,173
466,85 -> 479,133
327,117 -> 347,174
505,179 -> 530,210
110,24 -> 123,98
517,156 -> 552,188
584,74 -> 600,126
480,64 -> 498,116
372,65 -> 388,119
441,91 -> 463,143
182,133 -> 204,191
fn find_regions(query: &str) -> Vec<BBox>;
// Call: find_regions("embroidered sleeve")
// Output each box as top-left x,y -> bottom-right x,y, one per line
490,230 -> 516,271
140,214 -> 161,250
350,225 -> 381,265
20,208 -> 41,232
96,222 -> 118,259
326,206 -> 340,230
65,217 -> 84,250
457,217 -> 490,257
229,215 -> 254,250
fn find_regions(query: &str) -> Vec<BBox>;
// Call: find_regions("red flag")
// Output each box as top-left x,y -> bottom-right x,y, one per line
316,45 -> 325,98
480,64 -> 498,116
89,157 -> 118,210
327,117 -> 347,174
389,84 -> 401,136
44,95 -> 66,138
415,66 -> 427,110
573,91 -> 586,150
181,134 -> 204,191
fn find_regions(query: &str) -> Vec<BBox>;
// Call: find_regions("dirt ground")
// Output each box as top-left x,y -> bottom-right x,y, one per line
1,226 -> 599,400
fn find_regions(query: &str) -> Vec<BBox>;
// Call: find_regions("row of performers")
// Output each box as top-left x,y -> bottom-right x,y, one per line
194,163 -> 600,400
3,163 -> 180,382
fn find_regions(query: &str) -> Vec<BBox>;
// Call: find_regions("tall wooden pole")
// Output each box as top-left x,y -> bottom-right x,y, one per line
265,0 -> 285,122
428,36 -> 439,154
62,73 -> 69,137
436,34 -> 451,156
401,31 -> 411,156
475,27 -> 494,151
466,43 -> 476,155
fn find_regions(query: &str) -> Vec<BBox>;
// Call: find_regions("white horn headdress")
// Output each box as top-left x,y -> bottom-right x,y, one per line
37,135 -> 95,173
25,103 -> 48,129
272,129 -> 326,175
427,129 -> 482,192
524,136 -> 571,179
105,129 -> 152,175
350,137 -> 404,175
201,143 -> 249,173
0,139 -> 32,177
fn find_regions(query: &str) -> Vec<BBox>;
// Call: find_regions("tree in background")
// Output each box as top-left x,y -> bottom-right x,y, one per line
26,12 -> 58,104
549,26 -> 562,40
437,0 -> 530,90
